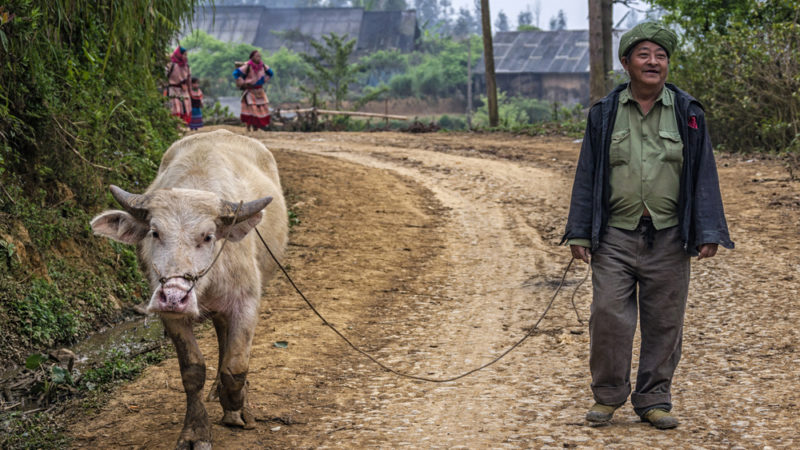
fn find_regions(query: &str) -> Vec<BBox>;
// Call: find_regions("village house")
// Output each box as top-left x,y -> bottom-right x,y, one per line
186,5 -> 419,57
475,29 -> 624,107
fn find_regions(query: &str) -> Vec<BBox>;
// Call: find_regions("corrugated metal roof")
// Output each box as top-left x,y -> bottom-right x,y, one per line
186,6 -> 418,54
477,29 -> 624,74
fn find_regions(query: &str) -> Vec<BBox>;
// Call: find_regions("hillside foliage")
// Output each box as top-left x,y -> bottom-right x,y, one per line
0,0 -> 198,363
647,0 -> 800,153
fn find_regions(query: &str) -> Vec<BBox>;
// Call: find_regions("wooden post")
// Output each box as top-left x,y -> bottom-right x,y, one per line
601,0 -> 614,93
480,0 -> 498,127
589,0 -> 604,105
467,37 -> 473,130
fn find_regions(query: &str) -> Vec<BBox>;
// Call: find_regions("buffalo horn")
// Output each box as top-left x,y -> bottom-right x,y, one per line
110,185 -> 150,221
219,196 -> 273,224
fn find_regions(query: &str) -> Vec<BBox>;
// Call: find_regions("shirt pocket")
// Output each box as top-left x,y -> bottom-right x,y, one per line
609,129 -> 631,167
658,130 -> 684,163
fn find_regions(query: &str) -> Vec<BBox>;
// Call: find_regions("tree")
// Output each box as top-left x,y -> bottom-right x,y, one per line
549,9 -> 567,30
517,10 -> 532,27
479,0 -> 498,126
642,0 -> 800,153
495,10 -> 510,32
300,33 -> 361,110
415,0 -> 441,28
589,0 -> 613,103
643,0 -> 755,37
532,0 -> 542,28
452,7 -> 476,38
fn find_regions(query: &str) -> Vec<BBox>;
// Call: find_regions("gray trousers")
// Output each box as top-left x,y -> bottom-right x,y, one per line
589,222 -> 690,416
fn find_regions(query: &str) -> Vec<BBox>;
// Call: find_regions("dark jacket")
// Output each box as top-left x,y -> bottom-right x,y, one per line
561,83 -> 734,256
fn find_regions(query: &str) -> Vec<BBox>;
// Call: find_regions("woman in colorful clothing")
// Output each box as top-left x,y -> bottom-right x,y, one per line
189,77 -> 204,130
233,50 -> 274,131
166,46 -> 191,125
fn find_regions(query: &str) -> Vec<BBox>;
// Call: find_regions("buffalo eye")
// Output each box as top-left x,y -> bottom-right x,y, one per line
150,229 -> 160,240
201,233 -> 215,246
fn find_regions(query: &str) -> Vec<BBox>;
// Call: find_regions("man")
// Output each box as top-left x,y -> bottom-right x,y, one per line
562,22 -> 734,429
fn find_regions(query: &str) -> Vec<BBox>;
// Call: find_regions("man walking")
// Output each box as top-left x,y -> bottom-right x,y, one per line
562,22 -> 734,429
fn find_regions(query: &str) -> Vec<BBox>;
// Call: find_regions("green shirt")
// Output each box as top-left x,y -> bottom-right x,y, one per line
568,85 -> 683,248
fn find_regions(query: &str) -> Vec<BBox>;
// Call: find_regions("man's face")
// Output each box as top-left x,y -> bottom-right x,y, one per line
621,40 -> 669,89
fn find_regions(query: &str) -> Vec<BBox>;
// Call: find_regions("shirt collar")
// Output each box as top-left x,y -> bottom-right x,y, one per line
620,83 -> 673,106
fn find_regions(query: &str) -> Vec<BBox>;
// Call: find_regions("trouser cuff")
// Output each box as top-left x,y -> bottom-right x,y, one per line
631,392 -> 672,416
592,385 -> 630,406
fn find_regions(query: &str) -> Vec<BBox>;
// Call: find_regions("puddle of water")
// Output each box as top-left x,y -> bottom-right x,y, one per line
71,316 -> 165,370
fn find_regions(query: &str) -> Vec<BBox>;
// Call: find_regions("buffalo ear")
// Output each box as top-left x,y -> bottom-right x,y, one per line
217,211 -> 263,242
90,210 -> 149,244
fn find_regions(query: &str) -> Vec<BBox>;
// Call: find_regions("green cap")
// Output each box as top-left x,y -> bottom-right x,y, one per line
618,22 -> 678,59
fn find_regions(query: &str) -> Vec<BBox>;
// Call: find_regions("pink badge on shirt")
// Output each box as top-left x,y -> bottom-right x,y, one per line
688,116 -> 698,129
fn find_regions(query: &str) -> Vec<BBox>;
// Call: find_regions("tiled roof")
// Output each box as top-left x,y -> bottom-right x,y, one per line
476,29 -> 624,74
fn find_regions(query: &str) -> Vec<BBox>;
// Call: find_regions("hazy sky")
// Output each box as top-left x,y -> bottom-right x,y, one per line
449,0 -> 647,30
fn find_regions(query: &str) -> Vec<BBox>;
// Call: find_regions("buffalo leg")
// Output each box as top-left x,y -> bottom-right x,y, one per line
163,317 -> 212,450
205,314 -> 229,402
218,311 -> 257,428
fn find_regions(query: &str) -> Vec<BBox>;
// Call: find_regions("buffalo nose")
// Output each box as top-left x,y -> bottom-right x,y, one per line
159,286 -> 189,310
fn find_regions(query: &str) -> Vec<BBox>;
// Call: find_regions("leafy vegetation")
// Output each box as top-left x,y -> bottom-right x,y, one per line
646,0 -> 800,153
0,0 -> 197,363
1,411 -> 71,450
300,32 -> 382,110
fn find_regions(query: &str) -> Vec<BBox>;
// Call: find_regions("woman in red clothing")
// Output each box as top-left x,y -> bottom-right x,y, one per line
233,50 -> 273,131
165,46 -> 191,124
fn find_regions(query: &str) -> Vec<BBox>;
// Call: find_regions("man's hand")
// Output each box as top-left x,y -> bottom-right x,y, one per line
570,245 -> 591,264
697,243 -> 718,260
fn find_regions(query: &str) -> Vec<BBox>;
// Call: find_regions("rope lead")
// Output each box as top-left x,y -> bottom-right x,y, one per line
256,227 -> 589,383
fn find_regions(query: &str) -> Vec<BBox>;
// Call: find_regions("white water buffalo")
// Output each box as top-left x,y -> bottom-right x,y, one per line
91,129 -> 288,449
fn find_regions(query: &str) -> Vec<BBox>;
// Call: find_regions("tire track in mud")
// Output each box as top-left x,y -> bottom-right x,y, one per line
256,133 -> 593,447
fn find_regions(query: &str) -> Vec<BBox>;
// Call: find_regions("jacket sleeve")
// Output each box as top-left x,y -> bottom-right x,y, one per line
691,107 -> 735,250
562,110 -> 598,244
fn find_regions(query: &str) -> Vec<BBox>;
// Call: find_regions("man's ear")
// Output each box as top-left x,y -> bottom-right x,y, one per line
90,210 -> 149,244
217,211 -> 263,242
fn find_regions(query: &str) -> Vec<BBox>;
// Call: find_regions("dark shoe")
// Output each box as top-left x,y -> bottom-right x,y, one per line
641,408 -> 679,429
585,402 -> 623,423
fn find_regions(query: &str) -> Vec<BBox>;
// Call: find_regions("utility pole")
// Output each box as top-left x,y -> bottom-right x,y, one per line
480,0 -> 498,127
467,36 -> 473,129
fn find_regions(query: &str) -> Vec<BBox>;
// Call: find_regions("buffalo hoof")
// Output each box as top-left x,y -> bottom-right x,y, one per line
222,407 -> 256,429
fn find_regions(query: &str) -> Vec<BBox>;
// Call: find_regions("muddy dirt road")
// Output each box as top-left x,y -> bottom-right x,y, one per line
70,128 -> 800,448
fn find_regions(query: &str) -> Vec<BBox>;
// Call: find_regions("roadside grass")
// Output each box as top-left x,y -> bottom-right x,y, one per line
0,343 -> 170,449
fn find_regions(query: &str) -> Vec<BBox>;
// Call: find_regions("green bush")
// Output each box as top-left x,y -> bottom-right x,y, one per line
417,70 -> 445,98
10,278 -> 80,348
647,0 -> 800,153
437,114 -> 467,130
390,74 -> 415,97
